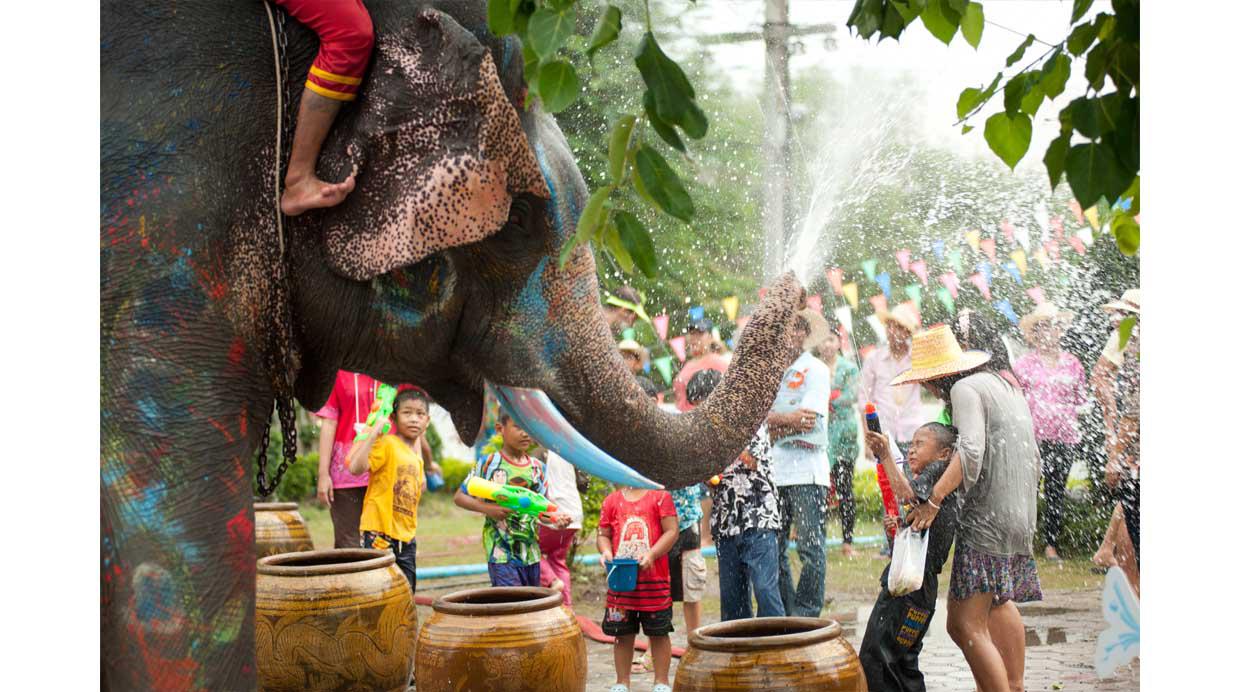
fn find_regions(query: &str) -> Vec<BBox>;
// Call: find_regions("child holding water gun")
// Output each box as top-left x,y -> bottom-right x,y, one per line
454,413 -> 570,587
345,386 -> 432,592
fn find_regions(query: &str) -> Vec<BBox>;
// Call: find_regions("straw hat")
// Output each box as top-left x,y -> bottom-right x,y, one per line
1102,288 -> 1140,314
878,303 -> 920,334
889,325 -> 991,385
796,309 -> 831,352
1019,302 -> 1074,341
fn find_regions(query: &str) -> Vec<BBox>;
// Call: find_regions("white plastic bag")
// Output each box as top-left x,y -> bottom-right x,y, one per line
888,526 -> 929,597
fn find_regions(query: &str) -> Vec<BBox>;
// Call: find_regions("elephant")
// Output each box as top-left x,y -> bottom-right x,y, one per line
101,1 -> 803,688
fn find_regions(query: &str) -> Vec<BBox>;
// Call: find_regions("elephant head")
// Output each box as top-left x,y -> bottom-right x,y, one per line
284,2 -> 805,488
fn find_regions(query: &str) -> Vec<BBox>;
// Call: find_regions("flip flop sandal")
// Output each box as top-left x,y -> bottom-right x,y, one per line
609,685 -> 629,692
653,685 -> 673,692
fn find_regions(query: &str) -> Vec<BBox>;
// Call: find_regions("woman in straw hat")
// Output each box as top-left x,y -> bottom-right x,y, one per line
1011,303 -> 1087,562
898,326 -> 1042,692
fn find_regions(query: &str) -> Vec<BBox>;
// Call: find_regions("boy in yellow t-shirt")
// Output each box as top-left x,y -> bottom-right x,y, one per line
346,387 -> 430,591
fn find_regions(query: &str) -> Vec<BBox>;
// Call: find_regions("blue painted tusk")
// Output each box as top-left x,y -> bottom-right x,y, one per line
490,383 -> 663,490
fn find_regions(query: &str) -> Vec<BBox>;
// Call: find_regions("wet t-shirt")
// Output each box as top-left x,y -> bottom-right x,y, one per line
359,435 -> 424,543
474,451 -> 547,566
600,489 -> 676,611
879,460 -> 958,603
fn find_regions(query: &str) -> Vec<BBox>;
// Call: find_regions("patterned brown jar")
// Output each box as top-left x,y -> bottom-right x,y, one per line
415,586 -> 586,691
254,502 -> 314,558
673,617 -> 867,691
256,549 -> 417,691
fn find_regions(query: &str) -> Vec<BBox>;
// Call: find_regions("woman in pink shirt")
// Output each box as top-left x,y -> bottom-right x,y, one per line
1012,304 -> 1087,561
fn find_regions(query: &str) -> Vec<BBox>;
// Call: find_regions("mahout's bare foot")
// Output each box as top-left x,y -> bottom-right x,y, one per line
281,173 -> 356,216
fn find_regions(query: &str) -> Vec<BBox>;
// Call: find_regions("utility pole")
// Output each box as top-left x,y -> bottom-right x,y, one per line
762,0 -> 792,282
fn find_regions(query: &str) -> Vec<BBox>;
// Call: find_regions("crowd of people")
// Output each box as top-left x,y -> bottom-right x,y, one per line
308,284 -> 1140,692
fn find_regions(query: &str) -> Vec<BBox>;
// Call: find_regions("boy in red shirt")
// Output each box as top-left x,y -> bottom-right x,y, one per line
598,484 -> 679,692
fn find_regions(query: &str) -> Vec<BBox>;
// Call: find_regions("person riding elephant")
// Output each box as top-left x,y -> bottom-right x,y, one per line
101,2 -> 805,687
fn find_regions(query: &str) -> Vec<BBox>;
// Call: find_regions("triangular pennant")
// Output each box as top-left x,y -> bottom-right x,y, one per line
1045,240 -> 1061,262
842,283 -> 859,309
1051,215 -> 1065,239
1000,219 -> 1016,244
1026,286 -> 1046,305
1002,261 -> 1023,285
622,327 -> 636,341
865,314 -> 887,344
1068,236 -> 1087,255
993,299 -> 1019,325
980,237 -> 997,264
1033,247 -> 1051,271
976,261 -> 993,286
806,294 -> 823,314
904,284 -> 922,310
938,272 -> 960,299
932,240 -> 946,260
947,249 -> 964,275
668,336 -> 687,362
1077,226 -> 1095,246
827,267 -> 845,295
1084,206 -> 1100,230
869,294 -> 889,315
936,286 -> 955,314
895,249 -> 912,272
1010,249 -> 1027,275
910,259 -> 928,286
653,356 -> 674,385
900,300 -> 921,328
1069,199 -> 1085,224
688,305 -> 705,322
721,296 -> 740,322
875,272 -> 892,298
861,259 -> 879,282
653,313 -> 669,341
965,229 -> 981,252
1014,222 -> 1030,250
969,272 -> 992,301
833,305 -> 854,334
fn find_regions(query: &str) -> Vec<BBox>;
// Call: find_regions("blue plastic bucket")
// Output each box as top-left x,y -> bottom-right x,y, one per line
425,469 -> 444,491
605,558 -> 640,592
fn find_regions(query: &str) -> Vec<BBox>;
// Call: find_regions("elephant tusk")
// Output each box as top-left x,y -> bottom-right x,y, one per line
489,383 -> 663,490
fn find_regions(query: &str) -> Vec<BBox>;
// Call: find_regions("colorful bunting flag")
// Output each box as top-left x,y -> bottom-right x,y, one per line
875,272 -> 892,298
1000,219 -> 1016,245
1026,286 -> 1046,305
668,336 -> 687,363
965,229 -> 981,252
948,249 -> 963,275
900,300 -> 921,328
1077,227 -> 1094,246
721,296 -> 740,322
895,249 -> 912,272
969,272 -> 992,301
866,314 -> 888,344
806,294 -> 823,314
861,259 -> 879,281
1069,199 -> 1084,224
1051,215 -> 1065,239
869,294 -> 889,315
827,267 -> 845,295
936,286 -> 955,314
1010,249 -> 1027,275
932,240 -> 946,260
1068,237 -> 1086,255
904,284 -> 922,310
980,237 -> 997,264
1045,240 -> 1061,262
622,327 -> 636,341
653,313 -> 669,341
1033,247 -> 1051,271
1014,222 -> 1030,250
1002,261 -> 1023,284
993,299 -> 1019,325
976,261 -> 993,286
653,356 -> 674,385
688,305 -> 705,322
910,259 -> 928,286
833,305 -> 854,334
758,287 -> 768,301
1084,206 -> 1100,230
842,283 -> 859,310
711,327 -> 722,341
938,272 -> 960,299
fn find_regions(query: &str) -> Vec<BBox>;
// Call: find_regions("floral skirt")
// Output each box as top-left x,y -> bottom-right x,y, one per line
949,542 -> 1043,605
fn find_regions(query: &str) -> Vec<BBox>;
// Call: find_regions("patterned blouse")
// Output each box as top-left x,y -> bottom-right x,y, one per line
827,355 -> 861,465
670,484 -> 704,532
709,425 -> 782,539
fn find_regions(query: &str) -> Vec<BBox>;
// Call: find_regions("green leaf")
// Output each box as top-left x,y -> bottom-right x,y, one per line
575,185 -> 613,243
634,145 -> 694,222
527,7 -> 576,60
1040,53 -> 1071,99
679,101 -> 709,140
1067,21 -> 1098,57
1003,73 -> 1030,117
603,221 -> 635,273
1069,96 -> 1103,138
1006,34 -> 1036,67
1071,0 -> 1095,24
587,5 -> 623,61
1112,215 -> 1140,256
635,32 -> 696,126
536,60 -> 580,113
961,2 -> 984,49
983,111 -> 1033,170
1021,82 -> 1045,117
1122,175 -> 1140,215
892,0 -> 926,24
1065,142 -> 1129,208
608,115 -> 637,183
1043,132 -> 1070,189
879,2 -> 910,40
557,235 -> 578,269
848,0 -> 886,40
1085,42 -> 1110,91
962,124 -> 974,134
614,210 -> 659,278
956,72 -> 1001,120
920,0 -> 960,45
1116,315 -> 1137,350
486,0 -> 519,36
643,90 -> 686,153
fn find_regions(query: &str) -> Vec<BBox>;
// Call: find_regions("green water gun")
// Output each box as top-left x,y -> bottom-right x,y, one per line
356,383 -> 398,440
465,476 -> 558,517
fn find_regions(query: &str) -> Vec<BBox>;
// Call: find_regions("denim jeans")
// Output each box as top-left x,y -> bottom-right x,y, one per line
777,484 -> 829,617
716,529 -> 785,621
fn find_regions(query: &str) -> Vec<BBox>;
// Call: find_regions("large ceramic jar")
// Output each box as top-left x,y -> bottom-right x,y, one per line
673,617 -> 867,691
415,586 -> 586,691
256,549 -> 417,692
254,502 -> 314,558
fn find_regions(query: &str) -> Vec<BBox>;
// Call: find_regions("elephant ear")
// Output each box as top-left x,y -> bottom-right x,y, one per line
321,9 -> 548,281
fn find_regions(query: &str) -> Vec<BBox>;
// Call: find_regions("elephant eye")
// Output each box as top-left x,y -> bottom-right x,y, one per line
507,197 -> 532,227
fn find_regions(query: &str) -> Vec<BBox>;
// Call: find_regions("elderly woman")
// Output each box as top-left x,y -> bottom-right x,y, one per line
1012,304 -> 1087,561
901,327 -> 1042,692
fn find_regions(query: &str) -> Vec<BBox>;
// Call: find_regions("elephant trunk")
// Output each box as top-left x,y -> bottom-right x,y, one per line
549,273 -> 803,489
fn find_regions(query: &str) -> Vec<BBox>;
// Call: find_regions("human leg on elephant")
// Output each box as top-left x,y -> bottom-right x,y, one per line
273,0 -> 373,216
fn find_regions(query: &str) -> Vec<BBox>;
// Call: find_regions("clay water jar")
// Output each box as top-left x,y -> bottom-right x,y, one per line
415,586 -> 586,691
673,617 -> 867,691
253,501 -> 314,558
256,549 -> 417,692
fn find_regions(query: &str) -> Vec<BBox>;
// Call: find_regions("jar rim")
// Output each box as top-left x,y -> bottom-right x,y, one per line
432,586 -> 563,616
254,502 -> 300,511
257,548 -> 394,577
688,617 -> 843,651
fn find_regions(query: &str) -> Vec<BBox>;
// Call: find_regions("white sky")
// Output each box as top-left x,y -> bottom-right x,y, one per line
670,0 -> 1098,167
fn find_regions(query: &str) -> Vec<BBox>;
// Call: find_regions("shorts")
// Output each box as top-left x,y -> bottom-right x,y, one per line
487,561 -> 541,587
362,531 -> 416,592
601,605 -> 674,638
668,527 -> 707,603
